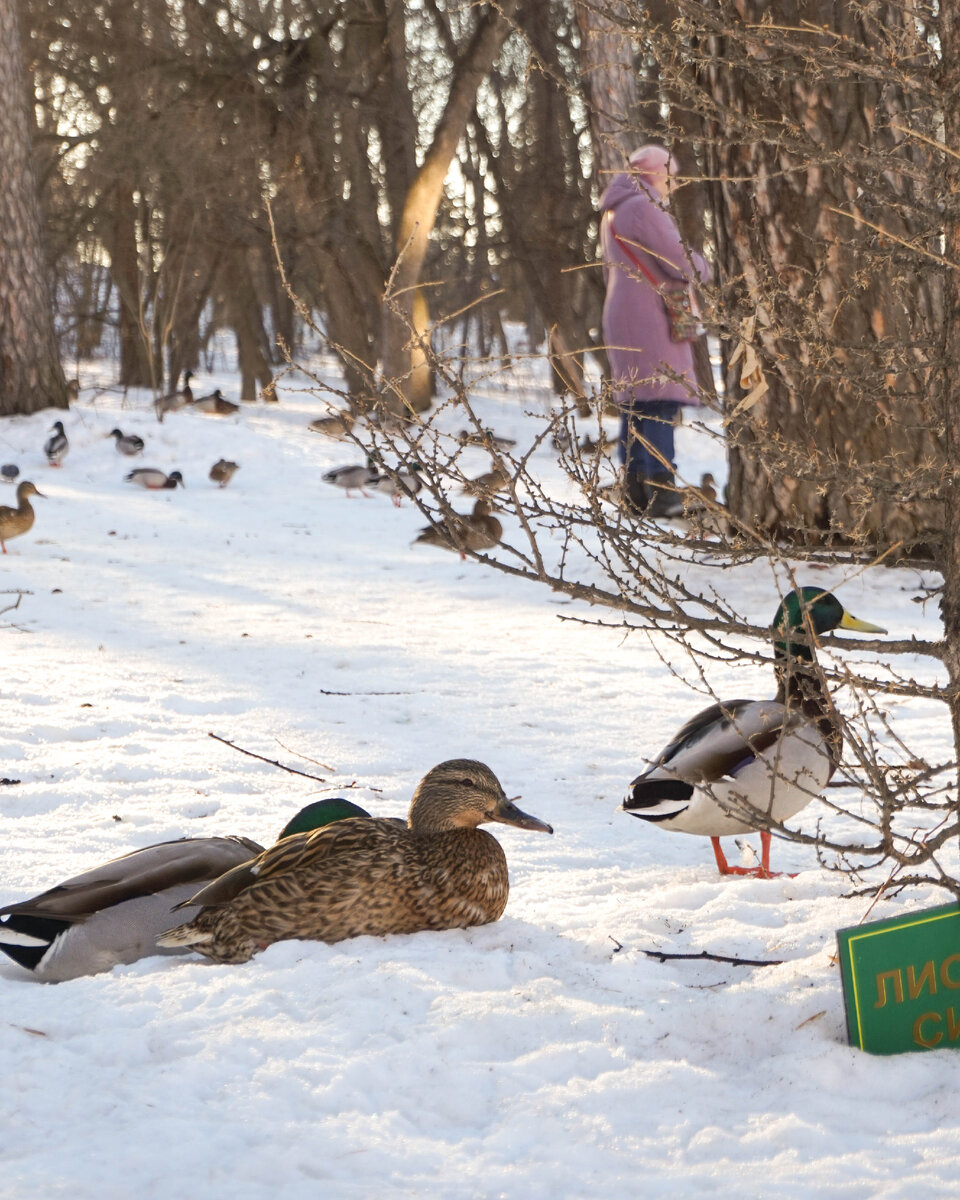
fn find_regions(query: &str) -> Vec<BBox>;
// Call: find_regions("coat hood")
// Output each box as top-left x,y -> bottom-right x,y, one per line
600,171 -> 651,213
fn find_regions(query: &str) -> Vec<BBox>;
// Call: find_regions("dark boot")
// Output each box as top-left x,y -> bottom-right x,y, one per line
623,472 -> 649,514
646,472 -> 685,519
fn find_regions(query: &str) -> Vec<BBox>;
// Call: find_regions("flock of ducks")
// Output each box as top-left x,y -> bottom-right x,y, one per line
0,585 -> 885,982
0,378 -> 244,550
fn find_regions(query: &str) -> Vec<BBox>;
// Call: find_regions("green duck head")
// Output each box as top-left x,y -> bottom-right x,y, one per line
276,797 -> 371,840
772,587 -> 886,664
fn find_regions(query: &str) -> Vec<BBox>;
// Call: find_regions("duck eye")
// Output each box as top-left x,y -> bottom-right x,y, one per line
459,777 -> 475,788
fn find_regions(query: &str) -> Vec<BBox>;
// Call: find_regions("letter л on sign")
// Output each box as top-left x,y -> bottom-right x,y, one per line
837,902 -> 960,1055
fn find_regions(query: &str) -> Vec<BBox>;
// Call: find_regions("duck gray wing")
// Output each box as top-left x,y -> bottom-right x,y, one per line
625,699 -> 795,817
645,699 -> 791,783
0,836 -> 262,981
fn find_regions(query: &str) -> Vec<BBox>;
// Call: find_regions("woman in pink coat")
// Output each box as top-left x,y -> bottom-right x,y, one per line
599,145 -> 711,517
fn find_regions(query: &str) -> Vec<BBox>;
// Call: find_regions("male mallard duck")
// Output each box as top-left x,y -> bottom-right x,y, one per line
374,463 -> 422,507
0,798 -> 370,982
415,499 -> 503,559
154,371 -> 194,422
191,389 -> 239,416
157,759 -> 553,964
125,468 -> 184,490
1,464 -> 19,484
108,428 -> 145,457
322,459 -> 379,498
209,459 -> 240,487
0,481 -> 44,553
308,410 -> 355,438
622,587 -> 886,877
44,421 -> 68,467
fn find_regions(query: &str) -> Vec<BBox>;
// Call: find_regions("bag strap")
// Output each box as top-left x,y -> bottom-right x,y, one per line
607,213 -> 672,288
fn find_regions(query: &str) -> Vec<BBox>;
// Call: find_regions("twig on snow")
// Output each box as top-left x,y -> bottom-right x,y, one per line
641,948 -> 784,967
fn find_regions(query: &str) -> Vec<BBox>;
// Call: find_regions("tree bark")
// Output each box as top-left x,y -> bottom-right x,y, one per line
224,251 -> 274,403
936,0 -> 960,782
574,0 -> 640,177
702,1 -> 943,550
0,0 -> 65,415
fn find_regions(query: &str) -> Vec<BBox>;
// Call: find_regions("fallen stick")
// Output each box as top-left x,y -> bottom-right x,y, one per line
208,732 -> 383,793
641,948 -> 784,967
209,731 -> 329,782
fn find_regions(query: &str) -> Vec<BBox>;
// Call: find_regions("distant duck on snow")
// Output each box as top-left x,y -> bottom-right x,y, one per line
108,428 -> 145,457
0,481 -> 43,553
44,421 -> 68,467
209,459 -> 240,487
190,389 -> 239,416
155,371 -> 194,422
322,460 -> 379,498
125,468 -> 184,490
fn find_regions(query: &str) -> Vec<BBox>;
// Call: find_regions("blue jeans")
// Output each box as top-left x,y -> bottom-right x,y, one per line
619,401 -> 682,478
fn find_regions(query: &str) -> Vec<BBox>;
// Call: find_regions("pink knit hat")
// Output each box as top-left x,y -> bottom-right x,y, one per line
627,145 -> 676,176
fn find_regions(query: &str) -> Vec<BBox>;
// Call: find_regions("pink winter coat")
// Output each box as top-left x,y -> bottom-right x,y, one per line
599,172 -> 711,406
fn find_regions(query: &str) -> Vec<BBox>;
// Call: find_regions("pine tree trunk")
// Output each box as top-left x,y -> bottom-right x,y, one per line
936,0 -> 960,773
0,0 -> 65,415
706,2 -> 944,550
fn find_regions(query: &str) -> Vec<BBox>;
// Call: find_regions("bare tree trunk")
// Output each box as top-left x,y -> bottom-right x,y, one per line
574,1 -> 639,176
702,1 -> 943,550
936,0 -> 960,772
381,0 -> 519,413
0,0 -> 65,415
224,252 -> 274,403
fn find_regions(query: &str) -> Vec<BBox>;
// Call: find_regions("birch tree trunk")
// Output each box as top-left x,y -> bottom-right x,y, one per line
0,0 -> 65,415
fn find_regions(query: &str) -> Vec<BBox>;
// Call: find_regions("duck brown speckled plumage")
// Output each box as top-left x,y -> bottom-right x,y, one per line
157,759 -> 552,964
0,481 -> 43,552
0,798 -> 371,982
414,499 -> 503,559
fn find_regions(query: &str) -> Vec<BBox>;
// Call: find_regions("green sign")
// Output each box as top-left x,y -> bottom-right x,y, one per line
837,902 -> 960,1054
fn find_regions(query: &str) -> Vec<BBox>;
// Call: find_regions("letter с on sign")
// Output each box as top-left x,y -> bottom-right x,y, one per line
837,902 -> 960,1055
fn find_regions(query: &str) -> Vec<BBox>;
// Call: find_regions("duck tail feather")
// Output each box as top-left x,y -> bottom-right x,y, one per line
155,923 -> 212,949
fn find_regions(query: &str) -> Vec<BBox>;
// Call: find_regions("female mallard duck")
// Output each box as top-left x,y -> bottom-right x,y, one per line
108,428 -> 145,457
125,468 -> 184,490
463,464 -> 510,497
154,370 -> 194,422
414,499 -> 503,559
44,420 -> 68,467
322,459 -> 379,497
157,759 -> 553,964
209,459 -> 240,487
191,388 -> 239,415
622,587 -> 886,877
308,410 -> 355,438
0,481 -> 44,553
0,798 -> 370,982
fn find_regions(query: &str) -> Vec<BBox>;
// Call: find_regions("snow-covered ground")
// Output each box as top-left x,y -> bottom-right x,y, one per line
0,350 -> 955,1199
